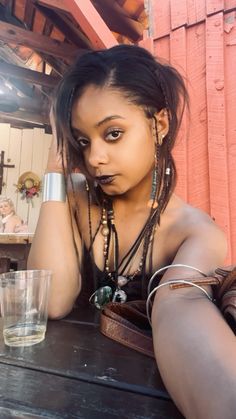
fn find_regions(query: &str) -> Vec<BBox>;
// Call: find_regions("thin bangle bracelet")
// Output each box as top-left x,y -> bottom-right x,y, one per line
146,279 -> 213,326
42,172 -> 66,202
147,264 -> 207,296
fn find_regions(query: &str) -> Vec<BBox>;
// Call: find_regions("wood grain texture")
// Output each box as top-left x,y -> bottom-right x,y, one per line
186,22 -> 210,212
151,0 -> 236,263
206,0 -> 224,16
0,363 -> 182,418
151,0 -> 171,39
170,0 -> 187,30
187,0 -> 206,25
154,36 -> 170,62
206,12 -> 231,260
0,310 -> 183,418
224,0 -> 236,10
170,26 -> 188,201
224,11 -> 236,261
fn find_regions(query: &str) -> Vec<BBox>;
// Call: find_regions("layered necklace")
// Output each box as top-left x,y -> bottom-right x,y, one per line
89,196 -> 161,309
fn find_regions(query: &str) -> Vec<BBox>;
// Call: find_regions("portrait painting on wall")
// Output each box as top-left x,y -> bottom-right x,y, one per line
0,196 -> 28,234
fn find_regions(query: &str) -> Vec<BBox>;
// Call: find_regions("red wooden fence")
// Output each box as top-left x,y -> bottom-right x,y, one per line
141,0 -> 236,264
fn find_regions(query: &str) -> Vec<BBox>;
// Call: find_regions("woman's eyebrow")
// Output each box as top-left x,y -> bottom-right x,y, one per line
96,115 -> 125,127
71,115 -> 125,134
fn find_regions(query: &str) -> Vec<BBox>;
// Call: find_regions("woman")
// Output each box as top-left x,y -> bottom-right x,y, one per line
28,45 -> 236,418
0,196 -> 28,233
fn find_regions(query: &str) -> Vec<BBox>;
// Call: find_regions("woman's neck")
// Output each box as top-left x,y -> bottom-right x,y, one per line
113,171 -> 153,212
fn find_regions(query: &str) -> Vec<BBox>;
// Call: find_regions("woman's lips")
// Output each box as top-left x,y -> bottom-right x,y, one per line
95,175 -> 115,185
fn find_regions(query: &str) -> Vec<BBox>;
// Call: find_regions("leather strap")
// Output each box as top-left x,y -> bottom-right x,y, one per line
100,304 -> 155,358
99,266 -> 236,356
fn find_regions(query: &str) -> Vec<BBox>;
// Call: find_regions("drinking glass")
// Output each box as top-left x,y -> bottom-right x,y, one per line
0,270 -> 51,347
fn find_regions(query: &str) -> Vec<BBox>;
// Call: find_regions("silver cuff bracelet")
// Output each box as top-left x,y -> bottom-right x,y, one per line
42,172 -> 66,202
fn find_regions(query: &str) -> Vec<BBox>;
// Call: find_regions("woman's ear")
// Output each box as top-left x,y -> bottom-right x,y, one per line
154,108 -> 169,143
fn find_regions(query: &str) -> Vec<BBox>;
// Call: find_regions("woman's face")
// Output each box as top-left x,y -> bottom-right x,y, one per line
0,201 -> 12,216
71,85 -> 156,198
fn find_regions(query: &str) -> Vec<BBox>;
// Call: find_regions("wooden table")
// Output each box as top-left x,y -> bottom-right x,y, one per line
0,234 -> 33,271
0,305 -> 183,418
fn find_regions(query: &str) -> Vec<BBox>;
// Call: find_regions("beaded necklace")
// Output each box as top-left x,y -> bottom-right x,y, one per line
89,194 -> 161,309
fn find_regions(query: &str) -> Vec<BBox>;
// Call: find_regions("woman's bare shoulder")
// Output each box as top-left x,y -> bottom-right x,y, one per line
165,194 -> 227,263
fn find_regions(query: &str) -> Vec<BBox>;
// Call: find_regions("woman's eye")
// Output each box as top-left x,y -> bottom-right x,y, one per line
106,129 -> 123,141
77,138 -> 89,148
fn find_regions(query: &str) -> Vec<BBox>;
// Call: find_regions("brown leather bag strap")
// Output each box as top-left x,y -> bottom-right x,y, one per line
100,307 -> 155,358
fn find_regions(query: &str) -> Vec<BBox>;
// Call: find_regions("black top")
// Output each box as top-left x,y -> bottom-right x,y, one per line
78,246 -> 162,305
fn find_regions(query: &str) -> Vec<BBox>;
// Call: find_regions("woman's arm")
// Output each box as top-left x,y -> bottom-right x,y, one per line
27,124 -> 82,319
152,220 -> 236,418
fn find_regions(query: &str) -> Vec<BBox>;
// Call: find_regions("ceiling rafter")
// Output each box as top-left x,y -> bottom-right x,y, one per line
24,0 -> 36,30
0,0 -> 147,130
0,20 -> 81,61
0,60 -> 59,87
38,0 -> 119,48
35,3 -> 93,49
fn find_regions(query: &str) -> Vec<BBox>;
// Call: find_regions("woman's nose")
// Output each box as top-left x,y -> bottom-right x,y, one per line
87,140 -> 109,168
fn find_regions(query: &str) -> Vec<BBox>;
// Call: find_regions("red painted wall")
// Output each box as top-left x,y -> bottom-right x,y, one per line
141,0 -> 236,264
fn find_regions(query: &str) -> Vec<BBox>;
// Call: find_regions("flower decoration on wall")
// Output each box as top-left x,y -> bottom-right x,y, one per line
16,171 -> 41,204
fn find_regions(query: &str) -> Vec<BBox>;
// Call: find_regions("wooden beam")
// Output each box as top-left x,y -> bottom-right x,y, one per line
36,3 -> 93,49
0,115 -> 50,130
0,20 -> 81,61
24,0 -> 36,30
38,0 -> 118,48
0,60 -> 60,87
93,0 -> 144,41
0,109 -> 48,125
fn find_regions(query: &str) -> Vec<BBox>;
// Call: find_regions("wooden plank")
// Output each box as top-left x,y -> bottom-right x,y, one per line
17,129 -> 34,229
152,0 -> 171,39
0,61 -> 60,88
0,363 -> 182,418
0,117 -> 46,130
89,0 -> 144,42
6,127 -> 22,215
27,128 -> 45,232
224,11 -> 236,262
224,0 -> 236,10
35,2 -> 93,48
0,110 -> 48,125
0,123 -> 10,197
0,316 -> 168,400
170,0 -> 187,30
206,12 -> 231,261
170,27 -> 188,201
39,0 -> 119,48
139,36 -> 154,54
0,20 -> 79,61
24,0 -> 36,30
187,0 -> 206,25
186,22 -> 210,212
206,0 -> 224,15
154,36 -> 170,62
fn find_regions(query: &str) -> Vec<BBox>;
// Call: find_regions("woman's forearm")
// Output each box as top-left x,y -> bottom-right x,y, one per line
27,200 -> 81,319
152,291 -> 236,419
